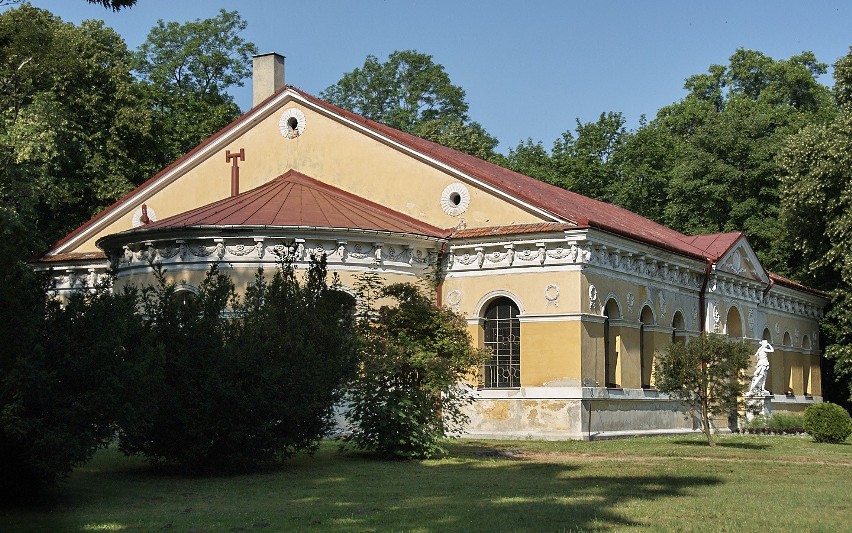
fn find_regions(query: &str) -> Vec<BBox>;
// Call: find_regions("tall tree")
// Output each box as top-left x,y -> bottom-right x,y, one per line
502,112 -> 629,202
133,9 -> 257,167
0,5 -> 152,249
322,50 -> 498,159
654,49 -> 834,273
779,48 -> 852,405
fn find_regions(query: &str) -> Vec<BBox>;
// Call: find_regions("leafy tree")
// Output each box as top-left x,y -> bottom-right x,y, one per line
502,112 -> 629,201
133,9 -> 258,167
322,50 -> 499,158
653,334 -> 752,446
119,256 -> 359,473
497,138 -> 558,184
87,0 -> 137,9
779,48 -> 852,405
0,5 -> 153,249
0,256 -> 141,499
0,1 -> 138,7
653,49 -> 835,273
343,277 -> 487,459
606,117 -> 676,222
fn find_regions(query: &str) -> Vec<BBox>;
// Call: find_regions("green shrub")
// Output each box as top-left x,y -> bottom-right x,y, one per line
119,257 -> 359,473
803,402 -> 852,443
342,277 -> 488,459
1,258 -> 138,500
768,413 -> 805,431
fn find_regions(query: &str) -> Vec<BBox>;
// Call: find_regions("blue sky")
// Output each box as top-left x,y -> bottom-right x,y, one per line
21,1 -> 852,153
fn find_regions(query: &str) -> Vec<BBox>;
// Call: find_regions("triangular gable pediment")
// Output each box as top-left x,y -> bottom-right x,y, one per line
716,236 -> 769,283
44,87 -> 556,258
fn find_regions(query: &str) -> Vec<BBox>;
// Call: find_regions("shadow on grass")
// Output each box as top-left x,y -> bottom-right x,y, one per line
671,440 -> 771,450
4,446 -> 724,532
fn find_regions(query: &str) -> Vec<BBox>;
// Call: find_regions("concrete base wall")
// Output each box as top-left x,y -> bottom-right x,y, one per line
463,387 -> 700,440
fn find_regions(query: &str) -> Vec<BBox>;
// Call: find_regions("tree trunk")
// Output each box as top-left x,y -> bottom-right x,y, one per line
702,397 -> 716,447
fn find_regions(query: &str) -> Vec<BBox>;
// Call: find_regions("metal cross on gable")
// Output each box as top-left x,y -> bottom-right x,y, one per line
225,148 -> 245,197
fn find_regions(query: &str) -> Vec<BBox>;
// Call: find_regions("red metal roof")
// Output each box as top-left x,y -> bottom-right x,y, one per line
130,169 -> 450,239
293,88 -> 715,260
450,223 -> 575,239
681,232 -> 743,261
41,84 -> 825,297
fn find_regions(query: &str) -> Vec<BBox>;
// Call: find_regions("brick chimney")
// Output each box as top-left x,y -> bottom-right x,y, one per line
252,53 -> 285,107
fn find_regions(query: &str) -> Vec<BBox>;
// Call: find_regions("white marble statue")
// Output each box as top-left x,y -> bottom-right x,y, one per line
748,340 -> 773,396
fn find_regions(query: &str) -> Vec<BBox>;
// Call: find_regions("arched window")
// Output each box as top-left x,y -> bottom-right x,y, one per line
783,331 -> 793,395
671,311 -> 686,345
172,289 -> 197,307
483,297 -> 520,388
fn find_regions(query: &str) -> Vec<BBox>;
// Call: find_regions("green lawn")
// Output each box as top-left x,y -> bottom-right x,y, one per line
2,435 -> 850,532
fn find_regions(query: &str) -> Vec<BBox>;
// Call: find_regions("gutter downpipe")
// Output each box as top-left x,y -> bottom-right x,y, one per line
759,278 -> 775,307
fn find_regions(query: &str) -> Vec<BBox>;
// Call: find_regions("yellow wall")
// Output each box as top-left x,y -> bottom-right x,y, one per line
520,321 -> 582,387
63,98 -> 547,255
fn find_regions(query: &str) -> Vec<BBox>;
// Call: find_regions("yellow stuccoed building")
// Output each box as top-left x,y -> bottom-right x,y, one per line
36,53 -> 828,440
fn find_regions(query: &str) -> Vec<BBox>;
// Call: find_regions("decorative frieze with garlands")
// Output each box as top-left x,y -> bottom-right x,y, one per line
109,235 -> 437,272
447,230 -> 705,293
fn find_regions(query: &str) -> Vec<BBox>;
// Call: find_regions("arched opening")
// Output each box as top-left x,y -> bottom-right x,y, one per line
671,310 -> 686,345
483,297 -> 521,388
802,334 -> 812,396
762,328 -> 773,392
640,305 -> 655,389
603,299 -> 621,388
725,306 -> 743,338
783,331 -> 793,395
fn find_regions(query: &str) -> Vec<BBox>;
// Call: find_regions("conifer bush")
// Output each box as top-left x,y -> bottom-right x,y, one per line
118,256 -> 359,472
803,402 -> 852,443
1,255 -> 138,499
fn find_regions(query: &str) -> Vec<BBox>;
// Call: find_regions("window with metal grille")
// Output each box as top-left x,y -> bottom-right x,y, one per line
483,297 -> 520,388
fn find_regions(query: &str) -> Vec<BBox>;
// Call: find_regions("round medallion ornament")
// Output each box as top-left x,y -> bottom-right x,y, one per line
279,108 -> 306,139
544,284 -> 560,305
447,289 -> 462,307
440,183 -> 470,216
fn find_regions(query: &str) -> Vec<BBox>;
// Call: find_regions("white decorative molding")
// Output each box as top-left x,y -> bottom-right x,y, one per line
131,205 -> 157,228
279,108 -> 306,139
544,284 -> 560,306
440,183 -> 471,217
446,289 -> 462,311
626,292 -> 635,315
589,284 -> 598,313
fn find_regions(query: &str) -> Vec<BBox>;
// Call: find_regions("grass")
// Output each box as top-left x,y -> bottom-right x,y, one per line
1,434 -> 850,532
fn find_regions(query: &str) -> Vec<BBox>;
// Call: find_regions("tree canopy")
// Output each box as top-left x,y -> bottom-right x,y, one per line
653,334 -> 752,446
0,5 -> 152,250
779,48 -> 852,403
133,9 -> 258,167
322,50 -> 498,159
0,6 -> 257,251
